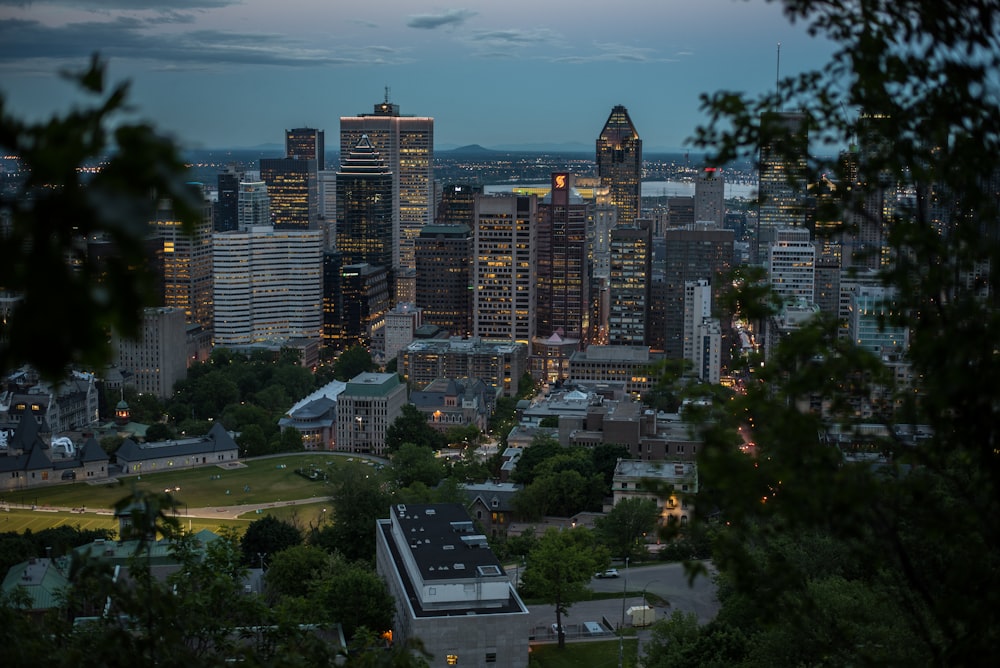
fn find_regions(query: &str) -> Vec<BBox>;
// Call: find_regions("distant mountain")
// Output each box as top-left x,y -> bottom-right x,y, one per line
440,144 -> 499,156
490,141 -> 591,153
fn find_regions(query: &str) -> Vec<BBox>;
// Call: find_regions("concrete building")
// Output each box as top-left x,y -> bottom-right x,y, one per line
848,286 -> 909,356
473,194 -> 537,343
153,193 -> 214,329
567,345 -> 659,397
612,459 -> 698,527
237,180 -> 270,230
409,378 -> 496,434
694,167 -> 725,226
415,224 -> 473,338
398,338 -> 529,397
335,372 -> 407,456
375,503 -> 530,667
767,226 -> 816,306
116,422 -> 240,474
0,411 -> 108,491
384,303 -> 422,362
285,127 -> 325,170
278,379 -> 347,451
757,111 -> 809,261
113,306 -> 188,399
212,225 -> 323,346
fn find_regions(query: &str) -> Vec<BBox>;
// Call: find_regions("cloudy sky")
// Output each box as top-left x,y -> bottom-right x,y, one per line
0,0 -> 835,151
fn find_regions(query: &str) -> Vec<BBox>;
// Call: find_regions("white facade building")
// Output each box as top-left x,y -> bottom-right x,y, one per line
334,372 -> 407,456
383,302 -> 422,361
767,226 -> 816,305
213,225 -> 323,346
237,181 -> 270,230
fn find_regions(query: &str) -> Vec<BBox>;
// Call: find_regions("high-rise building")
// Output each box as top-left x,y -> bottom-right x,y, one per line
435,183 -> 482,226
694,167 -> 725,225
215,166 -> 242,232
767,226 -> 816,305
682,279 -> 713,362
848,286 -> 908,356
758,111 -> 809,259
336,135 -> 393,276
608,221 -> 652,345
260,157 -> 319,230
335,372 -> 407,455
596,105 -> 642,225
113,306 -> 188,399
415,223 -> 473,337
335,262 -> 390,350
472,194 -> 537,343
285,127 -> 325,170
383,303 -> 422,362
661,223 -> 735,359
341,97 -> 433,302
212,225 -> 323,346
153,191 -> 214,329
535,172 -> 591,342
237,181 -> 270,230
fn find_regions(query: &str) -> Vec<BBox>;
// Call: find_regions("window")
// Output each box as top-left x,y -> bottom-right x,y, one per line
486,652 -> 497,663
446,655 -> 459,665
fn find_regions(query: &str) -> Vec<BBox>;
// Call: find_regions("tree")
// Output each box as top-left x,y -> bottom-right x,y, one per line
312,562 -> 396,639
508,434 -> 562,485
675,1 -> 1000,665
390,443 -> 444,488
383,404 -> 445,453
143,422 -> 174,442
512,468 -> 604,519
320,466 -> 394,562
334,345 -> 375,381
264,545 -> 332,602
594,498 -> 659,562
520,527 -> 607,649
0,55 -> 200,379
240,515 -> 303,566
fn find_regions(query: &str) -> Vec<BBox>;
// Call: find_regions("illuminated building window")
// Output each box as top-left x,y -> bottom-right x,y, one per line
446,655 -> 459,665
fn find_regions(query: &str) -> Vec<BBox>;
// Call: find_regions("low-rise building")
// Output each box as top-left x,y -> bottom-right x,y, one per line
376,503 -> 530,668
462,481 -> 522,538
612,458 -> 698,526
335,372 -> 407,456
398,337 -> 529,397
278,380 -> 347,450
115,422 -> 240,474
409,378 -> 496,434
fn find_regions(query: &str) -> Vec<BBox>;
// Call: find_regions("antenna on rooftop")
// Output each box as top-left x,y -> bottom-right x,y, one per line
775,42 -> 782,111
384,86 -> 391,104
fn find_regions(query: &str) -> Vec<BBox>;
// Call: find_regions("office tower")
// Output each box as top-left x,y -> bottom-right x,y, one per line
335,263 -> 390,350
596,105 -> 642,225
383,303 -> 422,361
341,97 -> 434,302
336,135 -> 394,276
472,194 -> 537,343
535,172 -> 591,342
285,127 -> 325,170
215,166 -> 242,232
848,286 -> 908,356
693,317 -> 722,384
237,180 -> 270,230
694,167 -> 725,225
212,225 -> 323,346
661,223 -> 736,359
336,372 -> 407,455
767,226 -> 816,305
666,196 -> 695,227
608,221 -> 652,345
758,111 -> 809,259
436,183 -> 482,226
113,307 -> 187,399
415,223 -> 473,337
682,280 -> 713,362
321,251 -> 343,348
153,190 -> 214,329
260,157 -> 319,230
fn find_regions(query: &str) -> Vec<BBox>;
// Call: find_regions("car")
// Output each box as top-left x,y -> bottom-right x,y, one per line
594,568 -> 619,579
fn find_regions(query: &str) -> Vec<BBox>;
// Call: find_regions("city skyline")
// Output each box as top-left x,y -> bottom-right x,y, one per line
0,1 -> 835,151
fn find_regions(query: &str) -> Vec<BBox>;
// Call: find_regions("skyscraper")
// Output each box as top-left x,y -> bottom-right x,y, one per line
260,157 -> 319,230
767,226 -> 815,305
596,105 -> 642,225
336,135 -> 394,275
661,223 -> 735,359
415,223 -> 473,337
757,111 -> 809,258
154,190 -> 214,329
472,194 -> 537,343
694,167 -> 725,225
237,180 -> 270,230
608,221 -> 652,346
341,96 -> 433,302
285,127 -> 325,170
215,166 -> 242,232
212,225 -> 323,346
535,172 -> 591,342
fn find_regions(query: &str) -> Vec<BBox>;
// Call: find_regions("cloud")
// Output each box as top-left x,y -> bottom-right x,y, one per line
406,9 -> 476,30
551,42 -> 661,64
0,18 -> 410,68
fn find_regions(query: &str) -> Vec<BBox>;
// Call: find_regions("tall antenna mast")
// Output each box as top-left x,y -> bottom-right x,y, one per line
384,86 -> 391,104
775,42 -> 781,110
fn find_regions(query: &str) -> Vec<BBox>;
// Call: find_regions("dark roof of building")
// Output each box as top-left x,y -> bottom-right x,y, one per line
80,438 -> 109,463
391,503 -> 504,582
116,422 -> 238,463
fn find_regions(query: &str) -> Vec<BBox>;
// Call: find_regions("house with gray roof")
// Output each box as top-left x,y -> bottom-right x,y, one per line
115,422 -> 239,474
409,377 -> 496,434
0,413 -> 110,492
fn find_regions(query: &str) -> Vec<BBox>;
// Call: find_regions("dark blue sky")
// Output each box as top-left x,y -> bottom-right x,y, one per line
0,0 -> 836,151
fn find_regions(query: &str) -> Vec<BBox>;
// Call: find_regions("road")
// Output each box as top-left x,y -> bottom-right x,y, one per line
588,561 -> 719,624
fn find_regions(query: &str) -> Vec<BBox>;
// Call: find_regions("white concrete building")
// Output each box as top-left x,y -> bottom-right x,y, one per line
335,372 -> 407,456
213,225 -> 323,346
383,302 -> 422,361
113,306 -> 188,399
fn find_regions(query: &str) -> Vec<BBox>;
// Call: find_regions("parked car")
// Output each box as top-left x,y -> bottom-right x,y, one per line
594,568 -> 619,578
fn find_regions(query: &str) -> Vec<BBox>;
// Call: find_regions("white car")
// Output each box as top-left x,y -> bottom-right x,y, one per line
594,568 -> 619,578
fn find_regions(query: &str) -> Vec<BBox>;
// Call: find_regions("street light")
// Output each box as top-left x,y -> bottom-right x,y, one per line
619,556 -> 630,668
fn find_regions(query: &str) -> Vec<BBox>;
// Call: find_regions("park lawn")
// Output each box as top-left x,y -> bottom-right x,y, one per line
237,500 -> 334,530
0,506 -> 248,536
6,454 -> 355,513
529,638 -> 637,667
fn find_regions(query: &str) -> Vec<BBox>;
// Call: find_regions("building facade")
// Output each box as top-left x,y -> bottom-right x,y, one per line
334,372 -> 407,456
285,127 -> 325,170
341,99 -> 433,303
113,307 -> 188,399
398,338 -> 529,397
608,222 -> 652,345
260,157 -> 319,231
154,194 -> 214,330
336,134 -> 394,277
414,224 -> 473,337
596,105 -> 642,225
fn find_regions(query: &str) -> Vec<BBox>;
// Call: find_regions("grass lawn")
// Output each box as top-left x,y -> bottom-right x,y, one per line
529,638 -> 637,667
0,506 -> 248,535
3,454 -> 357,513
